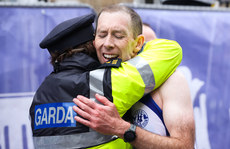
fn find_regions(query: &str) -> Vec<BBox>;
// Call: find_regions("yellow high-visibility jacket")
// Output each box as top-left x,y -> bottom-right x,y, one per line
88,39 -> 182,149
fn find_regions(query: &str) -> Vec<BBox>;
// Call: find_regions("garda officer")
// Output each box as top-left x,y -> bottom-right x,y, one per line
30,13 -> 182,149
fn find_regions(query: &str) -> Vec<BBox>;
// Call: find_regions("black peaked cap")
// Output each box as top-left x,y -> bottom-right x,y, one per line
39,13 -> 95,54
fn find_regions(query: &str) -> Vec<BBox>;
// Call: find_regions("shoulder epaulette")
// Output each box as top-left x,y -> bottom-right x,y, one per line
98,58 -> 122,68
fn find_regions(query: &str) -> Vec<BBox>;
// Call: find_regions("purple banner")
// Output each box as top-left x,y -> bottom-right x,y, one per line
0,6 -> 95,93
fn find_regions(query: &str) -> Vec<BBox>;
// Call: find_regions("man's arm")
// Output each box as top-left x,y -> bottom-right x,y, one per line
73,71 -> 195,149
130,71 -> 195,149
158,71 -> 195,148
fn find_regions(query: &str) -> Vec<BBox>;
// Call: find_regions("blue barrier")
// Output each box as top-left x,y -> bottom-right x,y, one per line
133,7 -> 230,149
0,5 -> 95,93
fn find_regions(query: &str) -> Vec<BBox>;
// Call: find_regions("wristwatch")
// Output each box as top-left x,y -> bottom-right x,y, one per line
124,124 -> 136,142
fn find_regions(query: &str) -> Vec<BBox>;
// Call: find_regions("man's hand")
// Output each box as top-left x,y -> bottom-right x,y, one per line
73,94 -> 130,137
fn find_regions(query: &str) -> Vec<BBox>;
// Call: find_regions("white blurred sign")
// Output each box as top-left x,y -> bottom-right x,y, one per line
0,92 -> 35,149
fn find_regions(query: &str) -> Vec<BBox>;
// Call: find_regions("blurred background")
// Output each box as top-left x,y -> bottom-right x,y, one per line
0,0 -> 230,149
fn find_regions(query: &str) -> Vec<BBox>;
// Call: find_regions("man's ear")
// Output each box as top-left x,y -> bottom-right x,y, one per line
93,40 -> 95,47
134,35 -> 145,53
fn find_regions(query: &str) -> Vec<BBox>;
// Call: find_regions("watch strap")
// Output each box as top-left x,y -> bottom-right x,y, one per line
124,124 -> 137,142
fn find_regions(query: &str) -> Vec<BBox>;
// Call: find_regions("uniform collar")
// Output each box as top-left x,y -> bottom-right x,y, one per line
53,52 -> 100,73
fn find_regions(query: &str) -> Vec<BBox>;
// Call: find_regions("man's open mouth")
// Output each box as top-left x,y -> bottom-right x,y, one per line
103,54 -> 119,59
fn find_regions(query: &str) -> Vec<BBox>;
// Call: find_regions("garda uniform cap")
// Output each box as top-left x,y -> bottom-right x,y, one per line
39,13 -> 95,54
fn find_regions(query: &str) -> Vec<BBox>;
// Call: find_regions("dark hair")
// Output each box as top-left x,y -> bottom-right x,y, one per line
96,5 -> 142,38
50,40 -> 97,65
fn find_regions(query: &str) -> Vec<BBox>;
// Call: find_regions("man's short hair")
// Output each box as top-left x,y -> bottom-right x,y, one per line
96,5 -> 142,38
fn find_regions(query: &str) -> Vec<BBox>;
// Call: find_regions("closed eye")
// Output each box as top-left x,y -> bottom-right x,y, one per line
114,33 -> 125,39
96,30 -> 107,38
98,34 -> 107,38
113,30 -> 126,39
115,34 -> 124,39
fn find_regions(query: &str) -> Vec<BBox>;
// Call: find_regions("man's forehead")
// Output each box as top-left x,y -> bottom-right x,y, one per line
97,11 -> 132,31
98,11 -> 130,24
97,25 -> 127,32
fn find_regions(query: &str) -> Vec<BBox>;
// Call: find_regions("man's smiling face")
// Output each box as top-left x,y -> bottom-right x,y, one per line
94,11 -> 138,64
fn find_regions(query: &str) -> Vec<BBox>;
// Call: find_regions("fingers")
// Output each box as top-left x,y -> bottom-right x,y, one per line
77,95 -> 95,109
72,104 -> 91,120
74,115 -> 90,127
73,94 -> 114,126
95,93 -> 113,106
73,95 -> 102,120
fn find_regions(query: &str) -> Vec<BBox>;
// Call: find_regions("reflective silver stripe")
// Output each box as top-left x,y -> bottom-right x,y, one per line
89,69 -> 105,102
33,131 -> 114,149
89,68 -> 116,144
127,56 -> 155,94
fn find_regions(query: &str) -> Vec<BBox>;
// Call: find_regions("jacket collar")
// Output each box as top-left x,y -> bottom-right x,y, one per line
53,52 -> 100,73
